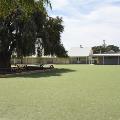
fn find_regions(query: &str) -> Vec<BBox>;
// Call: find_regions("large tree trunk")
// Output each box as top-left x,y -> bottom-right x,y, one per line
0,52 -> 11,69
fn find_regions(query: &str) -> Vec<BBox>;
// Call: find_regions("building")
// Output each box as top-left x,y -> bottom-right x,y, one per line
68,47 -> 92,64
68,46 -> 120,65
93,53 -> 120,65
12,45 -> 120,65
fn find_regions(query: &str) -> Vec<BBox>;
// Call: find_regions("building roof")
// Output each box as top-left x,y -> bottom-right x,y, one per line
68,47 -> 92,57
93,54 -> 120,57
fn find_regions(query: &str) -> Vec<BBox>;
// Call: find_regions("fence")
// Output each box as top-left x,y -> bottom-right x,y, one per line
11,57 -> 70,65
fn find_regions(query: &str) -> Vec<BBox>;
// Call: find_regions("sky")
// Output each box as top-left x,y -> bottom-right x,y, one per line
48,0 -> 120,50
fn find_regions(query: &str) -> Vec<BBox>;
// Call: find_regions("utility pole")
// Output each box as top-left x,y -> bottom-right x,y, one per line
80,45 -> 83,48
103,40 -> 106,48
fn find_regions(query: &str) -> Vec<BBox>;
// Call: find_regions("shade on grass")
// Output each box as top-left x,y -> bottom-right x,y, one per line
0,65 -> 120,120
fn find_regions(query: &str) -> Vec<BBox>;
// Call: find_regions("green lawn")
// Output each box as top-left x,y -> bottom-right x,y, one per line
0,65 -> 120,120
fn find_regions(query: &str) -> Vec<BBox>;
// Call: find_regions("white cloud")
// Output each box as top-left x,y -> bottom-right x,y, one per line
51,0 -> 69,10
49,0 -> 120,50
84,5 -> 120,24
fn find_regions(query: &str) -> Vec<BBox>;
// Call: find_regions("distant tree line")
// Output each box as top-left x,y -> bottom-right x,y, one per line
92,45 -> 120,54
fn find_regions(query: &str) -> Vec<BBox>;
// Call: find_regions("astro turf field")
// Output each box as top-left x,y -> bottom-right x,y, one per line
0,65 -> 120,120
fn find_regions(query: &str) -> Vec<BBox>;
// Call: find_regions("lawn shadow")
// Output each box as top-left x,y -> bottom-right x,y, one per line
3,68 -> 76,78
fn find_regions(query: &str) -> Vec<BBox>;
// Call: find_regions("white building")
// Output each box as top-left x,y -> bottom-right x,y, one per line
68,47 -> 92,64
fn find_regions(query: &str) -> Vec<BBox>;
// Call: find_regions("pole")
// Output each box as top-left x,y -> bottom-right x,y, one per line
89,56 -> 90,64
103,56 -> 104,65
86,56 -> 87,64
91,56 -> 92,64
118,56 -> 120,65
14,58 -> 16,65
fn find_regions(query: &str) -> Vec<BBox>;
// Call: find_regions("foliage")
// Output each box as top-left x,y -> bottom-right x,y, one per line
42,17 -> 68,57
92,45 -> 120,54
0,0 -> 51,18
0,0 -> 67,68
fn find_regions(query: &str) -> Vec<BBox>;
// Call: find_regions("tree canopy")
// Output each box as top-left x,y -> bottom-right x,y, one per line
0,0 -> 67,68
92,44 -> 120,54
0,0 -> 51,17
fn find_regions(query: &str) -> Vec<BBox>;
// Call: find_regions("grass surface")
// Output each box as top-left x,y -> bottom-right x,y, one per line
0,65 -> 120,120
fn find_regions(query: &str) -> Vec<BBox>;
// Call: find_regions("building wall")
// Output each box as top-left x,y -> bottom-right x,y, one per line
69,57 -> 89,64
69,57 -> 77,64
105,57 -> 119,65
96,56 -> 120,65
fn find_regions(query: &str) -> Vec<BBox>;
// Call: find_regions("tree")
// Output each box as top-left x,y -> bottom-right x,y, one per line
42,17 -> 67,57
106,45 -> 119,53
0,0 -> 51,17
92,45 -> 120,54
0,0 -> 67,69
0,0 -> 48,68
